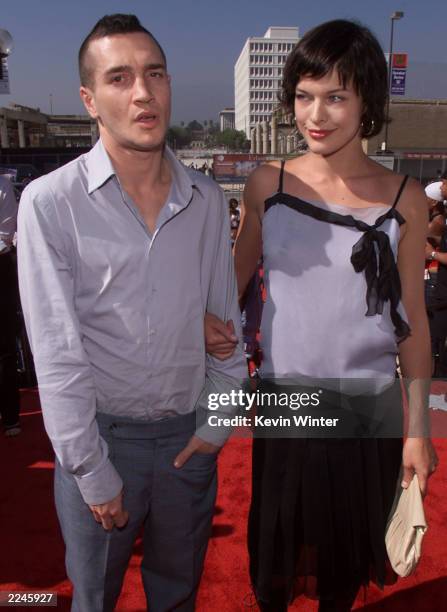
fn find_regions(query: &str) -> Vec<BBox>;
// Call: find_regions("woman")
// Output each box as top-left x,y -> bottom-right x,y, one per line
206,19 -> 438,611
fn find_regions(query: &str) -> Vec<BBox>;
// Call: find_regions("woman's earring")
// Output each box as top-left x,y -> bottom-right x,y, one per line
361,118 -> 375,136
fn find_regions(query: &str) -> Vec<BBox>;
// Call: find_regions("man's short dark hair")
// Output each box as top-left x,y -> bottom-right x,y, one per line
280,20 -> 388,139
79,14 -> 167,88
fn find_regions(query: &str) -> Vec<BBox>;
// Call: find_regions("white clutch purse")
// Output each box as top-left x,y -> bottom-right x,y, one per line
385,473 -> 427,577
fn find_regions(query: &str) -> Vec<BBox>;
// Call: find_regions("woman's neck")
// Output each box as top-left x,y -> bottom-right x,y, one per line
303,138 -> 369,181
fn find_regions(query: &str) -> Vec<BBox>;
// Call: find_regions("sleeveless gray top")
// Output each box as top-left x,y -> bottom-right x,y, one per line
259,162 -> 410,394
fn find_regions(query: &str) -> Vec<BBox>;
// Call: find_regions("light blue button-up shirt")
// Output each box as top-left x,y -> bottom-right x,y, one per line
18,140 -> 246,504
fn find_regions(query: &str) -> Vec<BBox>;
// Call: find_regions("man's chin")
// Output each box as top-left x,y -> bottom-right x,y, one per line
126,136 -> 167,154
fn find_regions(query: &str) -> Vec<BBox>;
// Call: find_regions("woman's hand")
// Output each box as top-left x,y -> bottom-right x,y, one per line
204,312 -> 238,360
402,437 -> 439,496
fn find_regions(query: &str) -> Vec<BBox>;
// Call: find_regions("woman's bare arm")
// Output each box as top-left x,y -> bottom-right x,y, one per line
234,165 -> 273,298
397,178 -> 438,494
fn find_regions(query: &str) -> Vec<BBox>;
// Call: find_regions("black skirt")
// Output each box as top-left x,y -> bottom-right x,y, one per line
247,384 -> 403,606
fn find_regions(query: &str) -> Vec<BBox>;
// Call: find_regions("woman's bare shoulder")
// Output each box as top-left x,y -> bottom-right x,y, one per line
244,162 -> 283,211
398,176 -> 428,225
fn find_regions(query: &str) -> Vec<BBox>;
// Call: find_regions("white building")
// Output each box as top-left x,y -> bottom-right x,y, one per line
219,107 -> 235,131
235,27 -> 299,139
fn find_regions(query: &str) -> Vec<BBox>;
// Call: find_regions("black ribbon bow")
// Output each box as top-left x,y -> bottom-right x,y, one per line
350,222 -> 411,342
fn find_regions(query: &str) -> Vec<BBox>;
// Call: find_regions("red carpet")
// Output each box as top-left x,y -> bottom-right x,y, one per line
1,389 -> 446,611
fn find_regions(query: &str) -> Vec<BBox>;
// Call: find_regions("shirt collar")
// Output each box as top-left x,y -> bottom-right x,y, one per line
86,139 -> 201,207
86,139 -> 116,194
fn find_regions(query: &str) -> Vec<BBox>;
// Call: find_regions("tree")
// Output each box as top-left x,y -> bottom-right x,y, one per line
166,126 -> 192,149
214,129 -> 249,151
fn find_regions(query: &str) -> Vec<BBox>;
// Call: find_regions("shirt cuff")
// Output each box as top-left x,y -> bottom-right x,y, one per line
73,438 -> 123,505
194,371 -> 244,447
195,408 -> 233,447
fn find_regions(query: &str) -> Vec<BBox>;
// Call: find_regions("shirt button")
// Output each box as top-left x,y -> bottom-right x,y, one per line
149,329 -> 156,336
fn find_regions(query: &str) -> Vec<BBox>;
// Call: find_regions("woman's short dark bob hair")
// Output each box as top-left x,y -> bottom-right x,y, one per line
280,20 -> 388,138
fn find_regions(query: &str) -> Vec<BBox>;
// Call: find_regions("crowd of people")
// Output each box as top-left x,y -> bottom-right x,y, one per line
424,178 -> 447,375
0,12 -> 443,612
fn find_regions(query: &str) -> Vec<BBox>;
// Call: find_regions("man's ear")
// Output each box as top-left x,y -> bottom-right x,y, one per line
80,86 -> 98,119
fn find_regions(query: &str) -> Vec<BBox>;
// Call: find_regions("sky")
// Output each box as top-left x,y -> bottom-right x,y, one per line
1,0 -> 446,124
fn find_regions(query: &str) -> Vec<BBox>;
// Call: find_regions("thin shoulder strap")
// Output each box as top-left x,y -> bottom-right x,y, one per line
391,175 -> 409,209
277,160 -> 286,193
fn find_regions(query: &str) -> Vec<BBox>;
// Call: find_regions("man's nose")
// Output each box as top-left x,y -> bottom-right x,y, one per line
133,76 -> 154,102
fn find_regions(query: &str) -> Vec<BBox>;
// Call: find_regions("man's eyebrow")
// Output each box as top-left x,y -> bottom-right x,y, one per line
104,65 -> 131,76
144,63 -> 166,70
104,63 -> 166,76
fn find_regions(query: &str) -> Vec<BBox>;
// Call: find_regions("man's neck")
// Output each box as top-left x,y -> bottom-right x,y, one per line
101,134 -> 170,191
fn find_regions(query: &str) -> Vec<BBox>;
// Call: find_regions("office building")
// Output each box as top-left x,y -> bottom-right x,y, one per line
235,26 -> 299,138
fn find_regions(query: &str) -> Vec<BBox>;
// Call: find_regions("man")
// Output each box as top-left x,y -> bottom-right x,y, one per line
0,175 -> 20,436
18,14 -> 245,612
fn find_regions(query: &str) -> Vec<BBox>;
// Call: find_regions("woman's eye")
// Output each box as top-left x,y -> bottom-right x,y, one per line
295,93 -> 308,100
329,95 -> 343,102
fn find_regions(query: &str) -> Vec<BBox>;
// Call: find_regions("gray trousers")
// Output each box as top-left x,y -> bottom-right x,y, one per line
54,411 -> 217,612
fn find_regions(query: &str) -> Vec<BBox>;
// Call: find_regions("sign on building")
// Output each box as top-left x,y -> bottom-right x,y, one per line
391,69 -> 406,95
213,154 -> 267,182
390,53 -> 407,96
